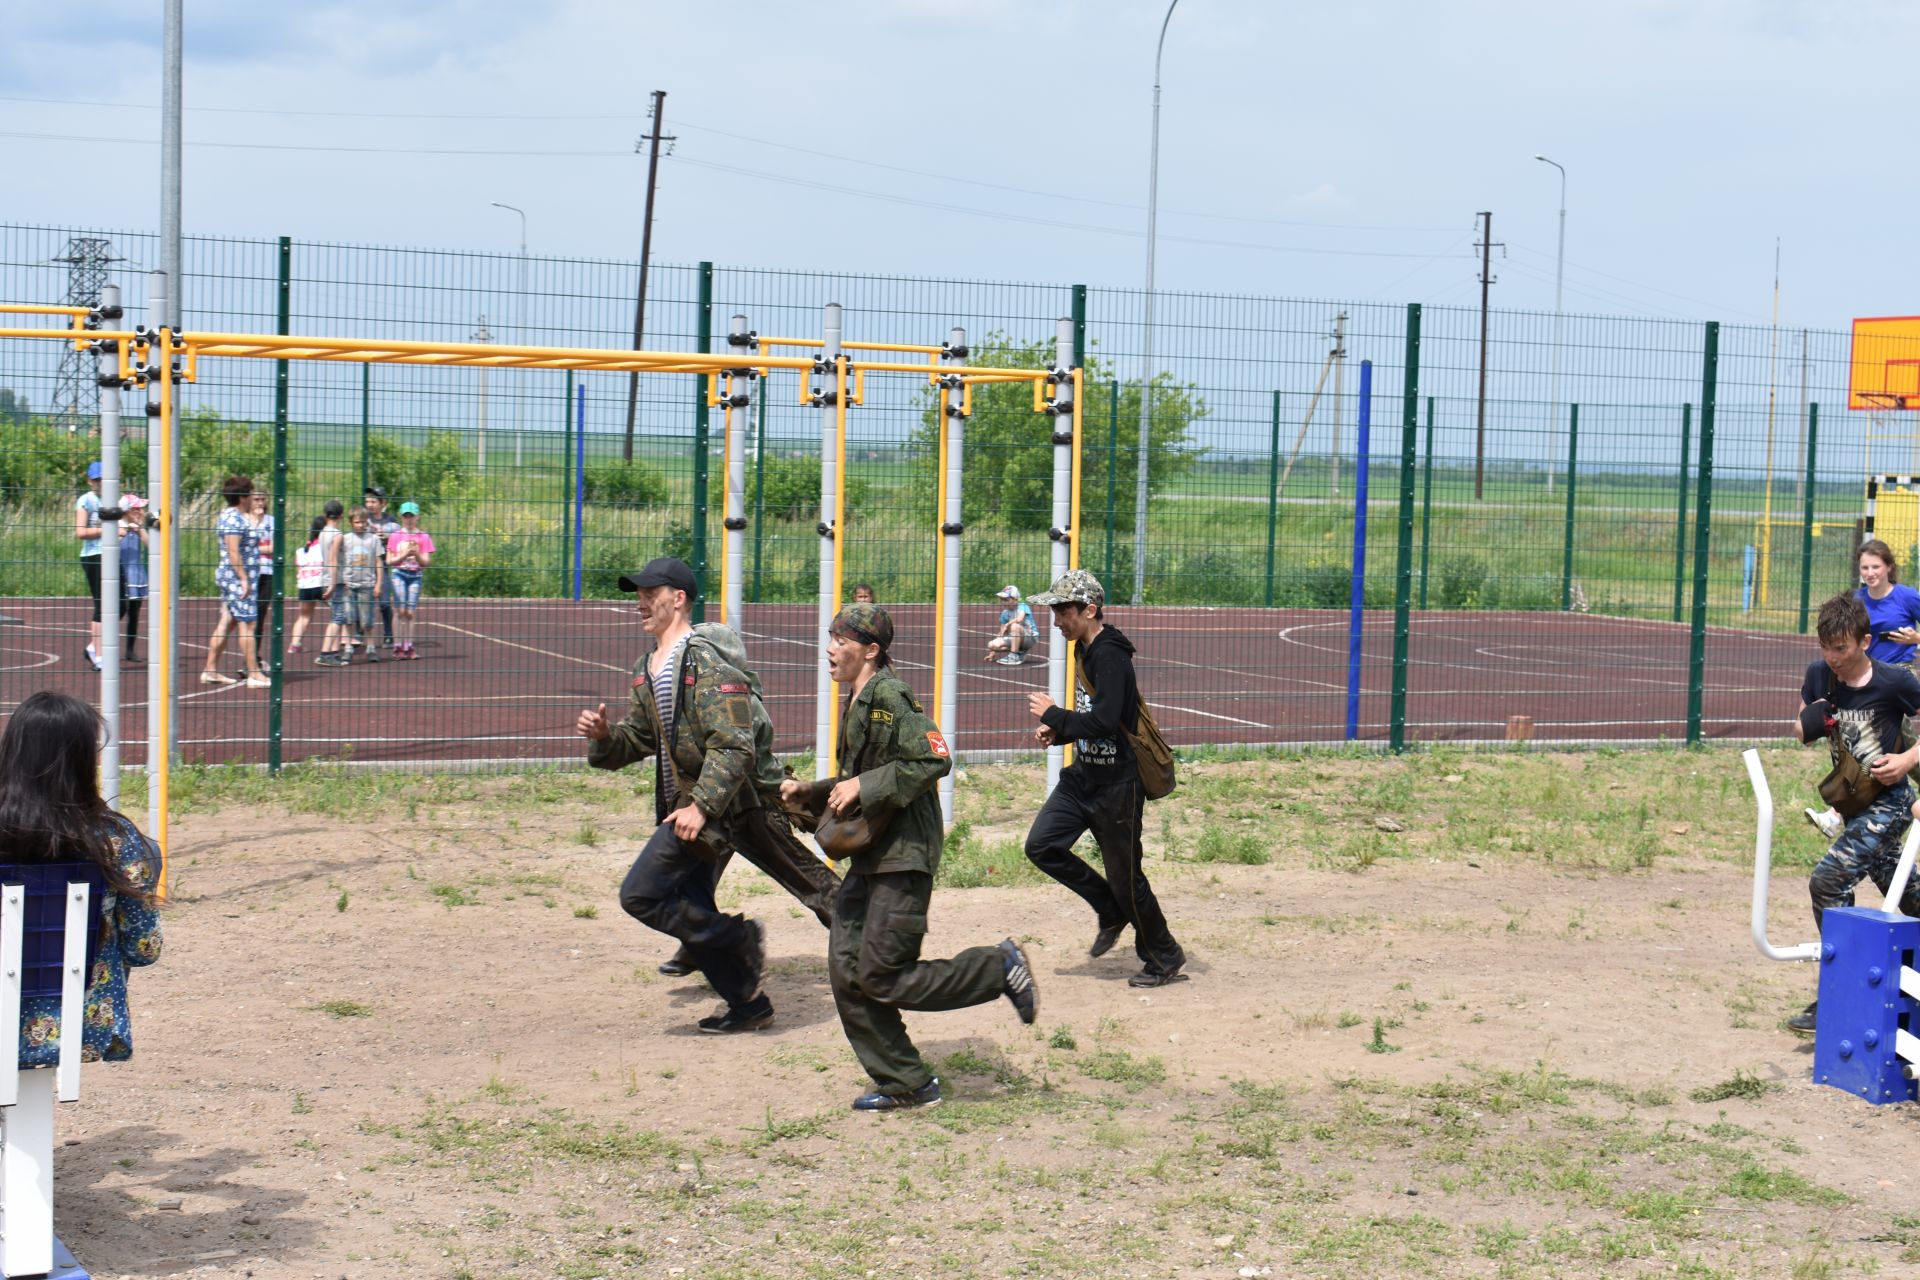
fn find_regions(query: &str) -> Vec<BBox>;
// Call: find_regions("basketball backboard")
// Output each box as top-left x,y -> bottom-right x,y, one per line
1849,316 -> 1920,409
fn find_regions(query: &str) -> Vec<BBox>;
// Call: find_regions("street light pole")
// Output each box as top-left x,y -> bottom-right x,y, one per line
1134,0 -> 1181,606
1534,154 -> 1566,494
490,202 -> 528,466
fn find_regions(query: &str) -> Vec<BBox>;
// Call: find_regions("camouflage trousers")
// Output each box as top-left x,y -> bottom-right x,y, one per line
1809,781 -> 1920,927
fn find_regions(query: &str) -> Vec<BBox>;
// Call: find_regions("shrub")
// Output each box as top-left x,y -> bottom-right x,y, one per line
364,430 -> 467,507
584,460 -> 670,509
179,408 -> 274,499
749,455 -> 871,523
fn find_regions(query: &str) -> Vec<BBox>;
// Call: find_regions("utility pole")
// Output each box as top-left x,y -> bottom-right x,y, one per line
623,90 -> 674,463
1474,211 -> 1498,500
473,316 -> 492,473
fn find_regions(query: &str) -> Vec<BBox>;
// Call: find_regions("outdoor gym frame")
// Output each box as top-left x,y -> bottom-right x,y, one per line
0,292 -> 1085,867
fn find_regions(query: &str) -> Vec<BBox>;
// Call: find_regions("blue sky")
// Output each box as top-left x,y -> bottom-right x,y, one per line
1,0 -> 1910,330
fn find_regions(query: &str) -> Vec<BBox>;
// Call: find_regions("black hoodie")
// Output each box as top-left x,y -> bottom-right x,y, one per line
1040,623 -> 1138,777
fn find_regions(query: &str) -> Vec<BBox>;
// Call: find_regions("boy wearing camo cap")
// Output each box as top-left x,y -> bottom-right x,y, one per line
1022,569 -> 1187,987
784,602 -> 1037,1110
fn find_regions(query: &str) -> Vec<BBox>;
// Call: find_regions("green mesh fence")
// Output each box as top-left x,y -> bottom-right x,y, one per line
0,223 -> 1879,765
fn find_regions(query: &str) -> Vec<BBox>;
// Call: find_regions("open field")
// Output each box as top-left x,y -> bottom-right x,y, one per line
49,744 -> 1920,1279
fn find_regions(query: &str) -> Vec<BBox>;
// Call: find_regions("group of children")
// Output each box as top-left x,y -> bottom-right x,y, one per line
283,488 -> 436,666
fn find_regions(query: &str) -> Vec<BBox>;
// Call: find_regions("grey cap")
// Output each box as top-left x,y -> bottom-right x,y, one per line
1028,569 -> 1104,609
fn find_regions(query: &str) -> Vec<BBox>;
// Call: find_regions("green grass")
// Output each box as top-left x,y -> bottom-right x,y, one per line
309,999 -> 375,1018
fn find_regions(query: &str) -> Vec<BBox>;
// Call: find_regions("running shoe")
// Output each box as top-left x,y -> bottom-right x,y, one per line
696,997 -> 774,1034
1000,939 -> 1038,1024
198,670 -> 237,685
1803,807 -> 1844,841
244,675 -> 272,689
853,1079 -> 941,1111
1786,1001 -> 1817,1036
85,644 -> 101,671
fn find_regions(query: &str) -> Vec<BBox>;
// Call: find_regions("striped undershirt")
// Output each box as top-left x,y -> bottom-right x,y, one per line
651,635 -> 689,808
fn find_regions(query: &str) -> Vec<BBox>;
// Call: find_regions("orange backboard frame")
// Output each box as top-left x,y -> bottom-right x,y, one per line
1849,315 -> 1920,410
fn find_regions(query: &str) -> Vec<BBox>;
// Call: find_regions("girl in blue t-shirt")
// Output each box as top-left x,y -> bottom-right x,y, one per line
1856,540 -> 1920,666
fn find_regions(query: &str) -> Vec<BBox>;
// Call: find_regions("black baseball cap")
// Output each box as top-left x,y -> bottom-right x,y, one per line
619,557 -> 698,597
363,485 -> 385,499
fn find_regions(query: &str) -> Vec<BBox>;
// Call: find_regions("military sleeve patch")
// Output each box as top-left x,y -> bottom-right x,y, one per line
717,682 -> 750,695
684,672 -> 697,686
869,708 -> 894,724
631,676 -> 647,690
926,730 -> 950,757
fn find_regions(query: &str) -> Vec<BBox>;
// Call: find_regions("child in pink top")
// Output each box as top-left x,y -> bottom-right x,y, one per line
384,502 -> 436,659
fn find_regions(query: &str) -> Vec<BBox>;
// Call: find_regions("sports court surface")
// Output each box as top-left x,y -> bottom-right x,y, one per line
2,596 -> 1805,766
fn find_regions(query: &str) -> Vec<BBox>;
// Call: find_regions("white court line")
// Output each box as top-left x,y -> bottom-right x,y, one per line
421,619 -> 629,674
0,647 -> 59,672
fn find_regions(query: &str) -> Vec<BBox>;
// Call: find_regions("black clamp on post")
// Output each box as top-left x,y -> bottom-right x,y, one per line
808,390 -> 839,408
816,520 -> 834,537
1051,430 -> 1075,446
723,391 -> 752,409
1045,400 -> 1074,420
725,329 -> 760,352
936,373 -> 964,390
1047,527 -> 1072,545
943,401 -> 968,420
723,517 -> 748,531
941,341 -> 970,361
940,521 -> 964,536
97,505 -> 125,522
98,300 -> 124,321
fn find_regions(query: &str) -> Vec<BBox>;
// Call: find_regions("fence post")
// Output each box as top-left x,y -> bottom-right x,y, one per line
1390,305 -> 1421,752
1686,327 -> 1718,745
1105,379 -> 1119,586
1673,403 -> 1691,623
752,372 -> 767,604
1264,389 -> 1281,607
573,383 -> 586,601
358,363 -> 370,498
1799,402 -> 1819,633
268,236 -> 291,774
1418,394 -> 1435,610
690,261 -> 713,622
1560,403 -> 1580,611
561,370 -> 573,598
1345,359 -> 1374,742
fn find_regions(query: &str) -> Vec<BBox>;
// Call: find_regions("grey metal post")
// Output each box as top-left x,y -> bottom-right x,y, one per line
96,284 -> 124,805
814,303 -> 844,779
723,313 -> 752,628
936,328 -> 967,826
1047,316 -> 1075,791
1134,0 -> 1181,606
145,269 -> 169,831
161,1 -> 184,779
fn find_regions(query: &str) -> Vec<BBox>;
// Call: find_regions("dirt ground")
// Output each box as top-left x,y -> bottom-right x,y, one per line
47,752 -> 1920,1279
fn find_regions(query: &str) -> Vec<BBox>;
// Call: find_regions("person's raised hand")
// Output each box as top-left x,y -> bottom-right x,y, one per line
1027,692 -> 1056,719
576,702 -> 611,741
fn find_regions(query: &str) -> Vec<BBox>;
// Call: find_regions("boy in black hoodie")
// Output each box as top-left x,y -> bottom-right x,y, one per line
1022,570 -> 1187,987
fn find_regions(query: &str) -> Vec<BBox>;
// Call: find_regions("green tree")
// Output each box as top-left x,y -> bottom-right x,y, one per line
179,406 -> 276,498
906,333 -> 1205,533
0,388 -> 28,425
365,430 -> 467,506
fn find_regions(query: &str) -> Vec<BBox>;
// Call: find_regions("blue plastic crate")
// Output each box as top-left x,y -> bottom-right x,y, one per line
1814,906 -> 1920,1105
0,864 -> 106,1003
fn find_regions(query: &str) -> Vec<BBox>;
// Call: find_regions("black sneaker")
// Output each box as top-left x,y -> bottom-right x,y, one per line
697,997 -> 774,1034
658,947 -> 696,978
853,1078 -> 941,1111
1089,922 -> 1126,959
1000,939 -> 1038,1025
1786,1001 -> 1817,1036
1129,960 -> 1189,989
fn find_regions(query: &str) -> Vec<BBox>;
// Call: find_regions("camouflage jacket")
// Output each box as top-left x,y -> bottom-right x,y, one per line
588,627 -> 782,845
831,669 -> 952,876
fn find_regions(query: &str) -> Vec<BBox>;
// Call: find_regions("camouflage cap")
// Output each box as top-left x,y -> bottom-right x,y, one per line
1028,569 -> 1104,609
831,602 -> 894,650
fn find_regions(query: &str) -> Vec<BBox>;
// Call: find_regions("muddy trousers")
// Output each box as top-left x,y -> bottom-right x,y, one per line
830,870 -> 1005,1095
716,806 -> 839,929
619,824 -> 761,1008
1810,781 -> 1920,928
1025,767 -> 1183,975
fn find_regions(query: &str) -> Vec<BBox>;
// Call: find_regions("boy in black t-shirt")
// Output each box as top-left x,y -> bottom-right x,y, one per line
1788,592 -> 1920,1035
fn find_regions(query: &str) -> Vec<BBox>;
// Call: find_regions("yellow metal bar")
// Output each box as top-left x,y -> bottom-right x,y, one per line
153,330 -> 175,901
845,340 -> 946,356
827,355 -> 849,770
850,366 -> 866,407
756,336 -> 824,349
0,303 -> 90,319
932,401 -> 949,719
719,389 -> 734,625
961,380 -> 974,420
